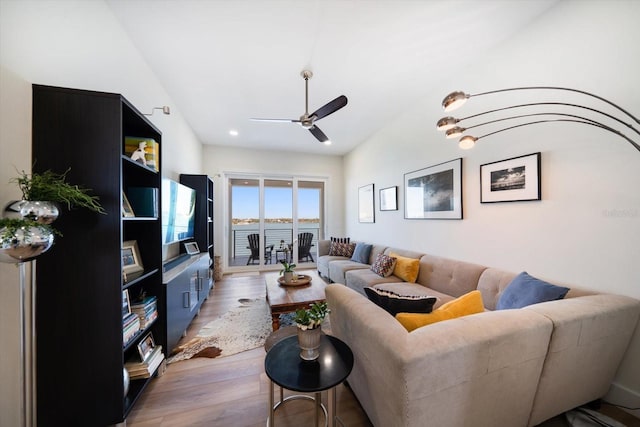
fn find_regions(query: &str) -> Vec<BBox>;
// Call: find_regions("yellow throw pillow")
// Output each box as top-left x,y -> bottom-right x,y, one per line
389,252 -> 420,283
395,290 -> 485,332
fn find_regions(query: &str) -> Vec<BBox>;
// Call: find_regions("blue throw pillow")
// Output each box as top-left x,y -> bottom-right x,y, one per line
350,242 -> 373,264
496,272 -> 570,310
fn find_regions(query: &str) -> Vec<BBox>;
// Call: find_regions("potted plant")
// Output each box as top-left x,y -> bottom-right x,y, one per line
0,218 -> 57,263
279,259 -> 297,283
293,301 -> 330,361
7,168 -> 105,223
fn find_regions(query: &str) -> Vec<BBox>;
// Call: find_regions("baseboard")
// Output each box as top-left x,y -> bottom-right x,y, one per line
605,381 -> 640,418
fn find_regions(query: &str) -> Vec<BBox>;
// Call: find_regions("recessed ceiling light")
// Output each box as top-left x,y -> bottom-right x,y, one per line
229,129 -> 238,136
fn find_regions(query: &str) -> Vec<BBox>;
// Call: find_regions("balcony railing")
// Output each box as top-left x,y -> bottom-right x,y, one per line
231,226 -> 320,264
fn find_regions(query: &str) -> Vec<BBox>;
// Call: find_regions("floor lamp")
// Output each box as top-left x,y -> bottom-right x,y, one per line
436,86 -> 640,152
1,212 -> 56,427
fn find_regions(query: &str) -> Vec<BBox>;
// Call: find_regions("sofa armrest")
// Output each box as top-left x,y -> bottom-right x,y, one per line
523,294 -> 640,426
326,284 -> 553,427
317,239 -> 330,257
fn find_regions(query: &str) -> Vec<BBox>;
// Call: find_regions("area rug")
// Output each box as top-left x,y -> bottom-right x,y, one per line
168,298 -> 274,363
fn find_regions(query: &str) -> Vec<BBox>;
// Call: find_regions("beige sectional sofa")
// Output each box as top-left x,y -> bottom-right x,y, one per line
317,240 -> 640,427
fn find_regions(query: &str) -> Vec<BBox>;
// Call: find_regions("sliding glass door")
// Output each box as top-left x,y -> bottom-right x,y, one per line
227,175 -> 324,271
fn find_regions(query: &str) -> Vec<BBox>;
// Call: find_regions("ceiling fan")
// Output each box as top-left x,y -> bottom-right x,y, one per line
250,70 -> 348,144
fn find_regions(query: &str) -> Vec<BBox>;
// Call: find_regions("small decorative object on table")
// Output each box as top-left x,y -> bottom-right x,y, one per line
294,301 -> 330,361
279,260 -> 297,284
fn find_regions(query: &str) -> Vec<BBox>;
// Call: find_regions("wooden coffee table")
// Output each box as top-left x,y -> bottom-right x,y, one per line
265,270 -> 327,331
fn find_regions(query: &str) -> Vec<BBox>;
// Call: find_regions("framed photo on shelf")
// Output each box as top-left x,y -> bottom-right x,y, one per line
379,186 -> 398,211
137,332 -> 155,361
122,240 -> 144,275
404,158 -> 463,219
122,289 -> 132,317
480,152 -> 541,203
184,241 -> 200,255
122,192 -> 135,218
358,183 -> 375,223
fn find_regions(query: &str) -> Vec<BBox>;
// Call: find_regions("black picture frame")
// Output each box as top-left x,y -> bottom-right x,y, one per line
379,186 -> 398,211
480,152 -> 541,203
404,158 -> 463,219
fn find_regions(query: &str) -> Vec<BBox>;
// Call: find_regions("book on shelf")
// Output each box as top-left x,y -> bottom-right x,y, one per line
131,296 -> 158,328
124,136 -> 159,172
123,313 -> 141,346
125,345 -> 165,379
126,187 -> 159,218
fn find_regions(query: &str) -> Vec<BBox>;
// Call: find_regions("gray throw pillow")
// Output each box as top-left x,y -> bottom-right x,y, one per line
496,271 -> 570,310
350,243 -> 373,264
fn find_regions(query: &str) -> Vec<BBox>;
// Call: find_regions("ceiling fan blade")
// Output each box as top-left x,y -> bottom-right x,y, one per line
310,95 -> 348,121
308,125 -> 329,143
249,118 -> 300,123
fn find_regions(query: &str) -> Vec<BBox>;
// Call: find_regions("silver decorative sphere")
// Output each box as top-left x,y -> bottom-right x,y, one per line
0,224 -> 54,263
3,200 -> 59,224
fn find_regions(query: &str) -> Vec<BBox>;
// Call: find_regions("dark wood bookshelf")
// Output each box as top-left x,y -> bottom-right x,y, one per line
31,84 -> 165,426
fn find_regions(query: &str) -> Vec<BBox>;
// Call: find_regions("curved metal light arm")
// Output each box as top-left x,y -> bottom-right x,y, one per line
464,87 -> 640,125
462,119 -> 640,152
445,102 -> 640,137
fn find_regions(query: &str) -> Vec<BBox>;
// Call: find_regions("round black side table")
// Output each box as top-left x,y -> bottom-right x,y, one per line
264,334 -> 354,427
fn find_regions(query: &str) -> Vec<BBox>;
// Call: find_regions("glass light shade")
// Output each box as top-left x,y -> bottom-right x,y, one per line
458,135 -> 477,149
442,91 -> 469,112
324,140 -> 332,145
445,126 -> 465,139
436,116 -> 458,131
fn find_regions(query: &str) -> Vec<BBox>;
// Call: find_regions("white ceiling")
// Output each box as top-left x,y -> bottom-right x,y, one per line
106,0 -> 558,156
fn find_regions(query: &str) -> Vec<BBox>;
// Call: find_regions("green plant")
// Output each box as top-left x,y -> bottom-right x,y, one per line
0,218 -> 60,242
279,259 -> 296,274
293,301 -> 330,330
10,168 -> 105,214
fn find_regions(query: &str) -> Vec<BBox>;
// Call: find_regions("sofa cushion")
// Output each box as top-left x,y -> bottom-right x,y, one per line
416,254 -> 487,298
364,287 -> 437,316
329,241 -> 356,257
389,252 -> 420,283
328,259 -> 370,284
370,253 -> 397,277
395,290 -> 485,332
345,268 -> 404,296
496,272 -> 570,310
351,243 -> 373,264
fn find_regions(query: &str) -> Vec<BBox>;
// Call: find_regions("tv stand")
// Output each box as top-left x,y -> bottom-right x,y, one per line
162,253 -> 212,352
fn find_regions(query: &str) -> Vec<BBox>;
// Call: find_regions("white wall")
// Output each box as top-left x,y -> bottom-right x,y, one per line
344,0 -> 640,414
202,144 -> 345,266
0,1 -> 203,425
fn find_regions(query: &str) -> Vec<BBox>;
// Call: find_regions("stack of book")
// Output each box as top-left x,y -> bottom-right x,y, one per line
130,295 -> 158,329
125,345 -> 165,379
123,312 -> 141,346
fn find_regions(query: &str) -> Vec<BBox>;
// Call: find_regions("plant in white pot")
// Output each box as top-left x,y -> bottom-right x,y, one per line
293,301 -> 330,361
279,260 -> 297,283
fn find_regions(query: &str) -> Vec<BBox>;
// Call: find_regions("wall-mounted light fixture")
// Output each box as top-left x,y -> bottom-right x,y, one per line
436,87 -> 640,153
143,106 -> 171,116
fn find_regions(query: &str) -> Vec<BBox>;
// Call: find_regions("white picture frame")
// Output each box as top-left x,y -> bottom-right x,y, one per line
358,183 -> 375,223
184,241 -> 200,255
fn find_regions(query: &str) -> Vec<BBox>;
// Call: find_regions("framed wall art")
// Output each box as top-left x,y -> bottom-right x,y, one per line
404,158 -> 463,219
379,186 -> 398,211
358,183 -> 375,223
122,240 -> 144,275
480,152 -> 541,203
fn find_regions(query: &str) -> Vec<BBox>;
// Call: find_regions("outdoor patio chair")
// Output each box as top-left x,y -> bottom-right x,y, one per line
246,233 -> 273,265
297,232 -> 315,263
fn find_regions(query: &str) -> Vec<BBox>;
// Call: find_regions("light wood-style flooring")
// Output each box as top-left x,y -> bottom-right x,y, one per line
127,272 -> 639,427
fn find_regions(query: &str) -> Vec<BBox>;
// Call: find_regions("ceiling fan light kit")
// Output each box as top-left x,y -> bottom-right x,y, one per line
251,69 -> 348,144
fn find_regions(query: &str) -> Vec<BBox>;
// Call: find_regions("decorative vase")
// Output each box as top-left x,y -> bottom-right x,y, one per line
4,200 -> 59,224
297,326 -> 322,361
284,271 -> 294,283
0,223 -> 54,263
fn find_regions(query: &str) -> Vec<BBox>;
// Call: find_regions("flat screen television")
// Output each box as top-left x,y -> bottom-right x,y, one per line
161,179 -> 196,244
